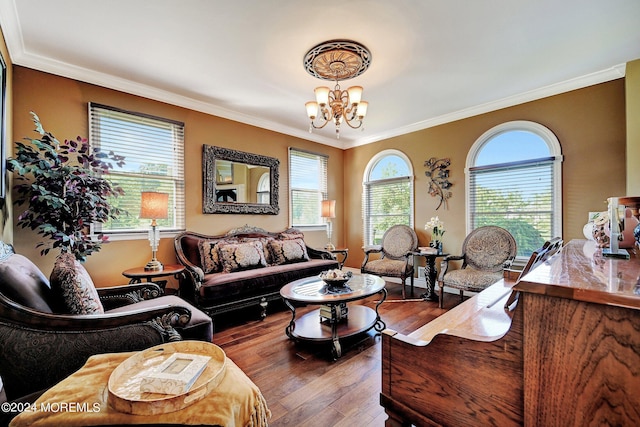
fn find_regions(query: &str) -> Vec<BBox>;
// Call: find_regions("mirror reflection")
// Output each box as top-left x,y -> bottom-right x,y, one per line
203,145 -> 279,214
215,160 -> 270,204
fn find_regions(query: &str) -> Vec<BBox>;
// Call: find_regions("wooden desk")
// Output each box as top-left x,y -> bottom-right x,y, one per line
381,240 -> 640,426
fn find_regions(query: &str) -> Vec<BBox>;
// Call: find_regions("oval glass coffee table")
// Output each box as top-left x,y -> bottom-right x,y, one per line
280,273 -> 387,359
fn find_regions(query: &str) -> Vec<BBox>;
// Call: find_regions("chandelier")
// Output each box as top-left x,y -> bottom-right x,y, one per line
303,40 -> 372,139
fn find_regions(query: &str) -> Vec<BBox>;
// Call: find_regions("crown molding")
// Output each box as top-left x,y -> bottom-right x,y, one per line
0,2 -> 627,151
343,63 -> 627,149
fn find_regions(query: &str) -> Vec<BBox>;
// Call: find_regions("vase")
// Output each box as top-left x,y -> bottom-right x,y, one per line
430,240 -> 443,254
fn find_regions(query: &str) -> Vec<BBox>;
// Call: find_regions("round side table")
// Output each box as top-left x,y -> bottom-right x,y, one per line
122,264 -> 185,292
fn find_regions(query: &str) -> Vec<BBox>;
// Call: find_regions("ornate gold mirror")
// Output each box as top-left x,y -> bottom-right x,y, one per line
203,145 -> 279,214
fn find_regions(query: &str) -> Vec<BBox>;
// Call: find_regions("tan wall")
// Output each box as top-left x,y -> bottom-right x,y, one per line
344,80 -> 627,268
0,27 -> 12,243
11,67 -> 344,286
9,68 -> 631,278
627,59 -> 640,195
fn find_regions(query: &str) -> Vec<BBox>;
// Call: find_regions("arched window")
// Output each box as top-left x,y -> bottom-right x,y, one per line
363,149 -> 414,246
466,121 -> 563,258
257,173 -> 270,204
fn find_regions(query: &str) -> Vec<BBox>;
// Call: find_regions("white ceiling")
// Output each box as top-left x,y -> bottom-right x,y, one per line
1,0 -> 639,149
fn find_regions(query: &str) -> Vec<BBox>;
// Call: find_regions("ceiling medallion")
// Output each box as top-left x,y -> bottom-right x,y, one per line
303,40 -> 372,139
303,40 -> 372,81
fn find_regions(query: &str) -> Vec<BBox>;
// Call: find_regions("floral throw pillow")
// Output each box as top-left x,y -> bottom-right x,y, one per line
50,252 -> 104,314
278,228 -> 305,241
269,238 -> 310,265
218,241 -> 268,273
199,239 -> 225,274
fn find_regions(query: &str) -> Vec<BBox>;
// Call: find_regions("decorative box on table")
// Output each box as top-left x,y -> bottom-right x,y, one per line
140,352 -> 211,395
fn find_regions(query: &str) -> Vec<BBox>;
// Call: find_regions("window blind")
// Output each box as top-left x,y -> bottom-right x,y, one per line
363,176 -> 412,246
89,103 -> 185,234
469,157 -> 556,256
289,148 -> 328,226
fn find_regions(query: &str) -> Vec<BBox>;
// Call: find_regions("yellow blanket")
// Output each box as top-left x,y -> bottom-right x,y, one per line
10,352 -> 270,426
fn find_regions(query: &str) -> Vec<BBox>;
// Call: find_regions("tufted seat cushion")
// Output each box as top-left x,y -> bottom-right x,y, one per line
361,258 -> 412,277
442,268 -> 503,291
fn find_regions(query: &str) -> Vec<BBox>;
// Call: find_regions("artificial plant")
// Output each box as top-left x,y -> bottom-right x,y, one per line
7,112 -> 126,261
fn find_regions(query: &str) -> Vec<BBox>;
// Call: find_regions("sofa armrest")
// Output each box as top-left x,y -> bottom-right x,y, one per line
307,246 -> 335,260
98,282 -> 164,309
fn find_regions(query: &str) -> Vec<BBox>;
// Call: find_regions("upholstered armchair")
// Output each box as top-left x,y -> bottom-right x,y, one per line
437,226 -> 517,308
0,242 -> 213,402
361,225 -> 418,298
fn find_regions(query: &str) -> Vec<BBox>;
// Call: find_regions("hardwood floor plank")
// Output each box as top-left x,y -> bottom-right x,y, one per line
213,282 -> 452,427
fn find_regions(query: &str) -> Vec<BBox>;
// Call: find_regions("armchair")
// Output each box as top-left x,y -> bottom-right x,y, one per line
0,242 -> 213,401
437,226 -> 517,308
361,225 -> 418,299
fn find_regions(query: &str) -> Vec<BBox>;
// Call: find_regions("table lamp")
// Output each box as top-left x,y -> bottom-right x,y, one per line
140,191 -> 169,271
321,199 -> 336,251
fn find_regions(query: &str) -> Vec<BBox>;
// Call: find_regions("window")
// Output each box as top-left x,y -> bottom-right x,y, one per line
466,121 -> 562,258
289,148 -> 328,227
89,103 -> 185,236
257,173 -> 270,204
363,150 -> 414,246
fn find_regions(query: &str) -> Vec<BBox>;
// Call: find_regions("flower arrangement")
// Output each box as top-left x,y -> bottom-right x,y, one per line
425,216 -> 445,248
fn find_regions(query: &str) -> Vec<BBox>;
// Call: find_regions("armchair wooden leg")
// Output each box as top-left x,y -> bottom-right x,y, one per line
459,290 -> 464,303
401,279 -> 406,299
439,283 -> 444,308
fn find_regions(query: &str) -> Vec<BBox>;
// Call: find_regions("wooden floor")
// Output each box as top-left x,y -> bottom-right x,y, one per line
214,282 -> 458,427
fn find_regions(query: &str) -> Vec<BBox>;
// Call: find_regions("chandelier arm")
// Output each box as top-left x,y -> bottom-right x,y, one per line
310,114 -> 330,129
343,117 -> 364,129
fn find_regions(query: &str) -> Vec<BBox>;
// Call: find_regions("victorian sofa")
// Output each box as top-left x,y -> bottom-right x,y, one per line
0,242 -> 213,404
174,226 -> 339,318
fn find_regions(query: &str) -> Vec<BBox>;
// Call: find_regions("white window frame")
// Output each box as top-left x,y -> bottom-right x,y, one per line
466,120 -> 563,258
89,103 -> 185,240
288,147 -> 329,229
362,149 -> 415,246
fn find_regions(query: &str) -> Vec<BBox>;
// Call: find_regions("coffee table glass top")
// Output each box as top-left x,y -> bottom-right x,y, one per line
280,273 -> 385,303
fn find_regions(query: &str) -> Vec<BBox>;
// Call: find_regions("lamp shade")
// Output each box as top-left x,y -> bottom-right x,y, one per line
356,101 -> 368,118
347,86 -> 363,105
314,86 -> 330,106
321,199 -> 336,219
305,101 -> 318,119
140,192 -> 169,219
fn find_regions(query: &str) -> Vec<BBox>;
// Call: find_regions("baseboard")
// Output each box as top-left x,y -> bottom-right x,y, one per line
345,267 -> 473,296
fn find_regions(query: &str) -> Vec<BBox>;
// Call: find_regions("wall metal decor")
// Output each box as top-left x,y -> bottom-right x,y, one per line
203,145 -> 279,214
424,157 -> 452,210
